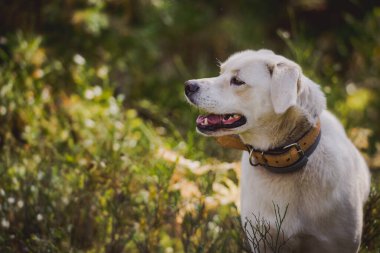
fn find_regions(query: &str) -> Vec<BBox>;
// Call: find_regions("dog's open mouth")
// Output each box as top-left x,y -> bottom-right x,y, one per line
196,113 -> 247,132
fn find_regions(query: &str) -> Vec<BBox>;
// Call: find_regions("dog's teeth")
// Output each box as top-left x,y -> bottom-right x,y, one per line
234,114 -> 240,118
204,118 -> 208,125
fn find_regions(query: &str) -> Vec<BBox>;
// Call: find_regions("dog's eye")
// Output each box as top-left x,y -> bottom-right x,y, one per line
230,76 -> 245,86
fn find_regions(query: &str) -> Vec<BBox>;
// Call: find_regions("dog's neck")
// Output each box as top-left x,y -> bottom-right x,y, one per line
239,109 -> 313,151
239,78 -> 325,151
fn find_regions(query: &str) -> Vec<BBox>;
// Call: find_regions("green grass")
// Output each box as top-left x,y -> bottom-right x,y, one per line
1,21 -> 380,252
0,35 -> 247,252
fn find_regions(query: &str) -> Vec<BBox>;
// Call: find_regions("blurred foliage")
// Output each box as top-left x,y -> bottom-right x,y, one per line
0,0 -> 380,252
0,34 -> 245,252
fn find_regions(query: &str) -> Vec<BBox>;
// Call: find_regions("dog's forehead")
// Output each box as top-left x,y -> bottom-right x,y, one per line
220,50 -> 281,73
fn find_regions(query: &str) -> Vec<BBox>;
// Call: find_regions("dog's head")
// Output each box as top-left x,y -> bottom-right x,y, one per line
185,49 -> 324,137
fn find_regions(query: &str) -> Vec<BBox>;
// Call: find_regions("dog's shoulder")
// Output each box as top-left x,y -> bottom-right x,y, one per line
320,110 -> 345,133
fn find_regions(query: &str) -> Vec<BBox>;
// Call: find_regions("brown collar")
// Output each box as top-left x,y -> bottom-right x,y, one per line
215,119 -> 322,173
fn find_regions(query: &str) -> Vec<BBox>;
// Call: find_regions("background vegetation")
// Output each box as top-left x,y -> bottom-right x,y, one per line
0,0 -> 379,252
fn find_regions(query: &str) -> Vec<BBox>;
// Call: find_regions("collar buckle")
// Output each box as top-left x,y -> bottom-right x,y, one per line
283,142 -> 304,157
247,145 -> 259,166
240,119 -> 321,174
247,145 -> 269,167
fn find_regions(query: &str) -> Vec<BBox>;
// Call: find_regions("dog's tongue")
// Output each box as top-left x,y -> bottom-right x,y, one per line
196,114 -> 222,125
196,114 -> 242,126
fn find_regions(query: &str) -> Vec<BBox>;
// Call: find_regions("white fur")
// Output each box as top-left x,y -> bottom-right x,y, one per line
186,50 -> 371,252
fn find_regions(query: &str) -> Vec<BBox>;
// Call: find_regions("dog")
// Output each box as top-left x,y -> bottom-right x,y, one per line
184,49 -> 370,252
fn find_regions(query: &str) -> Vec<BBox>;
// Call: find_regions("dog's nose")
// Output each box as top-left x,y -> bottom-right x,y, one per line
185,81 -> 200,97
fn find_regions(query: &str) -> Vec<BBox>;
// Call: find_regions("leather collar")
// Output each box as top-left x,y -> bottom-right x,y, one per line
215,119 -> 321,174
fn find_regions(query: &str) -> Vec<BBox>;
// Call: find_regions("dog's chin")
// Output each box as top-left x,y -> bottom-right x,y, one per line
196,126 -> 245,137
195,113 -> 247,137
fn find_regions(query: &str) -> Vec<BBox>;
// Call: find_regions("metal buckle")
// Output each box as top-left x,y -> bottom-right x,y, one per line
283,142 -> 304,157
247,145 -> 259,166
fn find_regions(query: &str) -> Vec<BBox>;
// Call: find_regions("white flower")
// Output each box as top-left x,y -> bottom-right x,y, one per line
165,247 -> 174,253
73,54 -> 86,65
0,106 -> 6,115
85,87 -> 102,100
84,89 -> 95,100
93,86 -> 102,96
84,119 -> 95,128
1,219 -> 10,228
62,197 -> 69,205
113,143 -> 120,151
114,121 -> 124,130
346,82 -> 357,95
17,200 -> 24,208
41,88 -> 50,102
108,102 -> 119,115
97,66 -> 108,78
7,197 -> 15,204
37,214 -> 43,221
37,171 -> 44,180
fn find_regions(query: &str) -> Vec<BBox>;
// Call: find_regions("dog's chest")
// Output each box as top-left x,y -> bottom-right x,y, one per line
239,152 -> 310,233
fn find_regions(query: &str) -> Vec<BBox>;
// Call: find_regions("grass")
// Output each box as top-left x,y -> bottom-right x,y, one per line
243,204 -> 289,253
0,32 -> 379,253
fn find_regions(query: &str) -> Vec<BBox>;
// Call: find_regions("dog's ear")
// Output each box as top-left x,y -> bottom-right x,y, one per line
269,62 -> 300,114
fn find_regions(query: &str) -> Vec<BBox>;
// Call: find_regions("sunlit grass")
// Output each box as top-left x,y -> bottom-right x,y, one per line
1,9 -> 380,251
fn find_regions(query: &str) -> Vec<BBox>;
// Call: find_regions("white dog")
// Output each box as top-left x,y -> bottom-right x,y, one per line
185,49 -> 370,252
